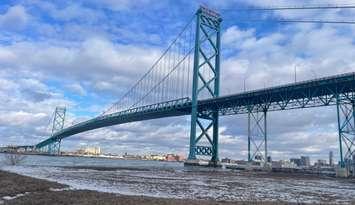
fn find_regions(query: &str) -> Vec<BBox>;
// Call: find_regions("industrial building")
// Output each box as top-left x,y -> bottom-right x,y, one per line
77,147 -> 101,156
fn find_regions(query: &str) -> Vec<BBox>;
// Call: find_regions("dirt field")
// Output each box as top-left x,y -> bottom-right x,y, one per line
0,170 -> 352,205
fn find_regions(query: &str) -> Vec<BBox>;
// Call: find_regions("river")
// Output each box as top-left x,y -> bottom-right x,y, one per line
1,153 -> 355,204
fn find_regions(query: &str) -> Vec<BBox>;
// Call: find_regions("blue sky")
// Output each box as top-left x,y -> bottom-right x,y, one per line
0,0 -> 355,163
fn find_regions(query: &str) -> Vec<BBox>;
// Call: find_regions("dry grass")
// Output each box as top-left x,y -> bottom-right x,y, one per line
0,170 -> 64,196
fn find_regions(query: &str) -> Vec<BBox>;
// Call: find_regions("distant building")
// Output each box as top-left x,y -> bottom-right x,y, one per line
289,156 -> 310,167
145,154 -> 165,161
165,154 -> 176,161
300,156 -> 310,167
315,159 -> 327,167
290,158 -> 302,167
272,160 -> 297,169
165,154 -> 185,162
329,151 -> 334,166
123,153 -> 141,160
235,160 -> 248,165
77,146 -> 101,155
221,158 -> 231,163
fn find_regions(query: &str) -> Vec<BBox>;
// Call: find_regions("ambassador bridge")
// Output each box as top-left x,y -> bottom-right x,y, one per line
30,7 -> 355,168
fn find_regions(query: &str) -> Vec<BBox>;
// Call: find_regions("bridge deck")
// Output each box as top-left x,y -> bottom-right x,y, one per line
36,72 -> 355,148
200,72 -> 355,115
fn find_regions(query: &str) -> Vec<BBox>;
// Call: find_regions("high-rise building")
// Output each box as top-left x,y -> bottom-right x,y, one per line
316,159 -> 327,167
329,151 -> 334,166
300,156 -> 310,167
289,156 -> 310,167
290,158 -> 302,167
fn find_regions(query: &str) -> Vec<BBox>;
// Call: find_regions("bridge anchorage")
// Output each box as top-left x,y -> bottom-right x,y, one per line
30,6 -> 355,172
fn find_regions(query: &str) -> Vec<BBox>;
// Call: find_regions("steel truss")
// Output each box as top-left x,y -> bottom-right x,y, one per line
198,72 -> 355,115
188,6 -> 222,165
248,108 -> 268,163
337,93 -> 355,167
41,107 -> 66,155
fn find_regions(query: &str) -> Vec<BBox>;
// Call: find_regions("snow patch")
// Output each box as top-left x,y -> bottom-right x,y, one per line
2,192 -> 29,201
49,187 -> 71,192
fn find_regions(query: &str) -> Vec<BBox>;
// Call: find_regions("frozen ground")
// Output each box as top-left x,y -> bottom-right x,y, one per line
1,164 -> 355,204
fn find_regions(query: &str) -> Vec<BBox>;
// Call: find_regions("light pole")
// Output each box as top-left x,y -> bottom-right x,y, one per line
294,63 -> 303,83
294,65 -> 297,83
243,75 -> 249,92
311,69 -> 318,79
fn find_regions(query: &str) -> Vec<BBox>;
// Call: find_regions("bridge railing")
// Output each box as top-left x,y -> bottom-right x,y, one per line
223,72 -> 355,98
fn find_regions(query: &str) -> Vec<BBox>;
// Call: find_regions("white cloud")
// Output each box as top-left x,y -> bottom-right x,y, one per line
87,0 -> 154,11
0,111 -> 46,126
65,83 -> 87,96
0,5 -> 28,30
50,4 -> 103,23
0,37 -> 162,94
222,26 -> 255,46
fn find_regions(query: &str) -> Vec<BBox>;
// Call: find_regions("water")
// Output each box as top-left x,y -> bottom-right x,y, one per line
1,153 -> 355,204
0,154 -> 183,170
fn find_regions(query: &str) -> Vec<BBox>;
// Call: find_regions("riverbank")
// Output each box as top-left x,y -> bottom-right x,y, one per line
0,169 -> 317,205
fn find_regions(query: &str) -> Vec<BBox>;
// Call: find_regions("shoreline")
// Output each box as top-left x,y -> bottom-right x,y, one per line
0,169 -> 316,205
0,152 -> 185,163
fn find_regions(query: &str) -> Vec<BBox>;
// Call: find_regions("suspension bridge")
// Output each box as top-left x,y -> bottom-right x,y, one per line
27,6 -> 355,168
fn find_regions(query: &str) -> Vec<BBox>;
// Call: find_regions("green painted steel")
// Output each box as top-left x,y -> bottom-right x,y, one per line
248,111 -> 251,161
188,6 -> 222,165
264,110 -> 267,163
40,107 -> 66,155
52,107 -> 66,134
247,110 -> 267,163
36,98 -> 191,149
336,94 -> 355,167
336,96 -> 344,167
34,72 -> 355,166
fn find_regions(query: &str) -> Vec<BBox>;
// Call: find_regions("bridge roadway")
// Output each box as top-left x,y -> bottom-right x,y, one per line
36,72 -> 355,149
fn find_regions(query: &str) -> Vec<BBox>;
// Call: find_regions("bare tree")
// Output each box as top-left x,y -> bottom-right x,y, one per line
4,153 -> 26,165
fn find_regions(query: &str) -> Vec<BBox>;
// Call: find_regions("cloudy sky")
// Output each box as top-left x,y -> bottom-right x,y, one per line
0,0 -> 355,163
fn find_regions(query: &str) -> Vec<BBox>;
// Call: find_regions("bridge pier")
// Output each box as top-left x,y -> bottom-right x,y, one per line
186,6 -> 222,167
47,139 -> 61,155
35,139 -> 61,155
247,108 -> 269,165
336,93 -> 355,169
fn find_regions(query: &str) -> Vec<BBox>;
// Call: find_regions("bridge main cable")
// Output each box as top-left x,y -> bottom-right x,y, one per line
103,15 -> 196,115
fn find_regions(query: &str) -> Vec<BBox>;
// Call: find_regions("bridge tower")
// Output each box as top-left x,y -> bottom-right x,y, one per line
186,6 -> 222,166
46,107 -> 66,155
336,93 -> 355,168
